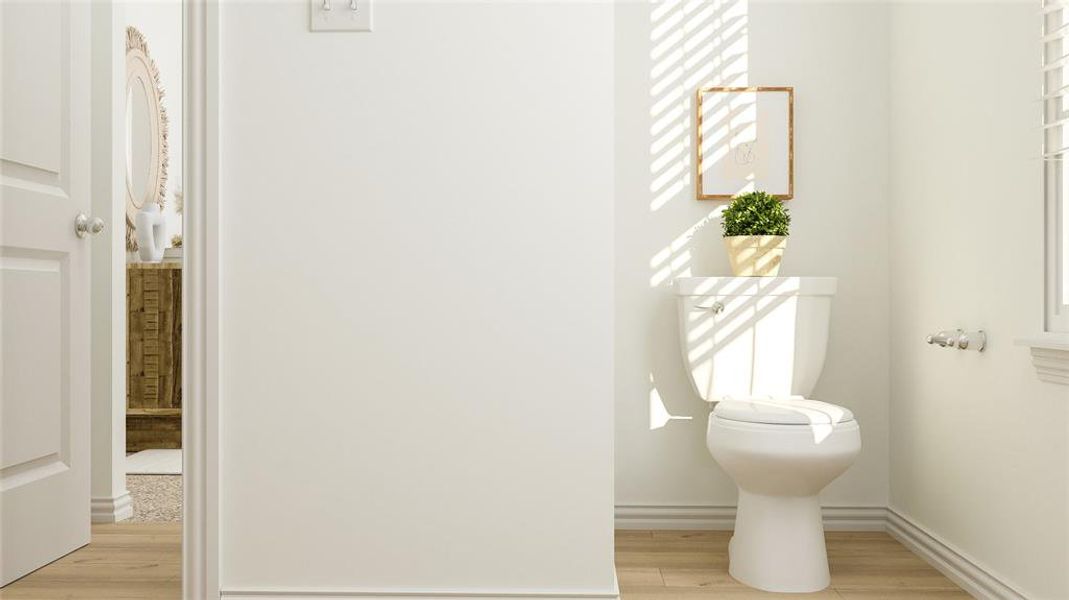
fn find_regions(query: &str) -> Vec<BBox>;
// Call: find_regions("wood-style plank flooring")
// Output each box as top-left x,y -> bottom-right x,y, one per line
617,530 -> 971,599
0,526 -> 967,599
0,523 -> 181,599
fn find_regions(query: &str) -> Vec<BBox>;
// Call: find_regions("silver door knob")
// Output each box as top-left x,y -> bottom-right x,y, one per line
74,213 -> 105,238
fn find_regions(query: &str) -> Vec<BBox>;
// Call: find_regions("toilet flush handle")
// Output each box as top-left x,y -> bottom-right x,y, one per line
710,301 -> 724,314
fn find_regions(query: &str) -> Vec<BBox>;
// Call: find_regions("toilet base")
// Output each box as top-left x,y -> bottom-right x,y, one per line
728,489 -> 830,593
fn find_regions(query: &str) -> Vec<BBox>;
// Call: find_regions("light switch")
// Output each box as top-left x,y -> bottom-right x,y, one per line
309,0 -> 372,32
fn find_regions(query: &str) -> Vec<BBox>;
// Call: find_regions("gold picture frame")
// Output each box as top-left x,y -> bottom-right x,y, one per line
695,86 -> 794,200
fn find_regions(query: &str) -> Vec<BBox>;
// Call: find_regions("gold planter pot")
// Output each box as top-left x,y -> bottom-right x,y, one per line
724,235 -> 787,276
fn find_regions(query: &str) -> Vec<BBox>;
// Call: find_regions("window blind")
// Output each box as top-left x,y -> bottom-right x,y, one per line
1044,0 -> 1069,158
1044,0 -> 1069,333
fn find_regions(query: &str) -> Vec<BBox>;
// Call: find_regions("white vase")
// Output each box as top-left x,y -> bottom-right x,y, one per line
135,204 -> 167,263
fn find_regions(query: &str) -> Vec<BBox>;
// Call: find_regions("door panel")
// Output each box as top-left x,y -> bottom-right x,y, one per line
1,0 -> 65,180
0,0 -> 91,587
2,256 -> 66,473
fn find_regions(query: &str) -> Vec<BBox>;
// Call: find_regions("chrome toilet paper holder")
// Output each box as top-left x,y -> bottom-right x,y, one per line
926,329 -> 986,352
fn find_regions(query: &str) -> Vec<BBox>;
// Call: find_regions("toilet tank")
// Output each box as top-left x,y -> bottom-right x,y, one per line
674,277 -> 837,401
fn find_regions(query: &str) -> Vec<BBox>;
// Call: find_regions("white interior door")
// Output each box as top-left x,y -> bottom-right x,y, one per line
0,0 -> 93,587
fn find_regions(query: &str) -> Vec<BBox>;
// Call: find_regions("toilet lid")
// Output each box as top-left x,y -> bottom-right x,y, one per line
713,397 -> 855,425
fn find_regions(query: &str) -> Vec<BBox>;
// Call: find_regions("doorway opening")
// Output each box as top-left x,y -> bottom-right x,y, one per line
123,1 -> 185,528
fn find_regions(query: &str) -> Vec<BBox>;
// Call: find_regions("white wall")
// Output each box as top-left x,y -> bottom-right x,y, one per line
888,4 -> 1069,599
90,0 -> 131,523
201,1 -> 1066,596
614,0 -> 890,512
218,1 -> 615,595
125,0 -> 182,246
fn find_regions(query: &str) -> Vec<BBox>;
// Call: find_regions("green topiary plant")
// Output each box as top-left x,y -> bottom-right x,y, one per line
720,191 -> 790,237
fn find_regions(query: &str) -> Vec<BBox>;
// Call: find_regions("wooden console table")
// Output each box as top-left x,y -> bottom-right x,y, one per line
127,263 -> 182,451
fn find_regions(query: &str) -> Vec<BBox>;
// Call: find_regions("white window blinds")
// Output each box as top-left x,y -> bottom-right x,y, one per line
1044,1 -> 1069,156
1044,0 -> 1069,331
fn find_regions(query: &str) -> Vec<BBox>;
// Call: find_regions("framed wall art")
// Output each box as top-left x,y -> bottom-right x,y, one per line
696,86 -> 794,200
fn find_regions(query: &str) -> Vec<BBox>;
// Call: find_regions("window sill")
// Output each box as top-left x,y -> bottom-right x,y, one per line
1016,333 -> 1069,385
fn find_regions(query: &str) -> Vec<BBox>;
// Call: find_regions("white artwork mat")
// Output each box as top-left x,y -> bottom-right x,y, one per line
698,88 -> 792,198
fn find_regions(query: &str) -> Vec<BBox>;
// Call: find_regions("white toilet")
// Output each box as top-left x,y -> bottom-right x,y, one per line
674,276 -> 861,593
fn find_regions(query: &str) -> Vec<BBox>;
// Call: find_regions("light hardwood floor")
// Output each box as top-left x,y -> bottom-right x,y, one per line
617,530 -> 971,599
0,526 -> 967,599
0,523 -> 181,600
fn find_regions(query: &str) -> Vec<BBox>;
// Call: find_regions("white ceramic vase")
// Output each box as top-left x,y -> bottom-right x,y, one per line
135,204 -> 167,263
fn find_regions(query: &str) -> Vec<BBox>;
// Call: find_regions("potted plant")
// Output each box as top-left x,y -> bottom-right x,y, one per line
721,190 -> 791,276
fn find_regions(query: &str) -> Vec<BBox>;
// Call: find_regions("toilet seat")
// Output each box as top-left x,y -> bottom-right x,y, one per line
713,397 -> 854,426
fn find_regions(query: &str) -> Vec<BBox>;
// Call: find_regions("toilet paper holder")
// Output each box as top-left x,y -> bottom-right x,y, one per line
926,329 -> 986,352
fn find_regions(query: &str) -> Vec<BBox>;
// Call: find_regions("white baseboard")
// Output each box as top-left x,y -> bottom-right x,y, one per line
90,491 -> 133,523
617,504 -> 1028,598
614,504 -> 887,531
220,589 -> 618,600
218,508 -> 1026,600
886,508 -> 1027,600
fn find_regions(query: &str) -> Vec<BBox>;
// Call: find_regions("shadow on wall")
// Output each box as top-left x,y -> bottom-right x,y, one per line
646,0 -> 751,430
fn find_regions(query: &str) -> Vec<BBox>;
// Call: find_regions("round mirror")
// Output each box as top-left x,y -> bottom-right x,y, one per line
125,26 -> 168,249
126,80 -> 153,207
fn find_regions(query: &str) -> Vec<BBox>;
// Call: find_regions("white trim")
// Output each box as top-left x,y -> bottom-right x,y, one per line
614,504 -> 887,531
183,0 -> 221,598
90,491 -> 133,523
220,589 -> 619,600
1017,332 -> 1069,351
1016,334 -> 1069,384
1027,347 -> 1069,384
886,508 -> 1028,600
89,0 -> 129,533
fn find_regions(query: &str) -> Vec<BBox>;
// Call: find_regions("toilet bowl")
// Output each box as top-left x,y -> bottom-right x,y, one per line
674,277 -> 861,593
708,397 -> 860,592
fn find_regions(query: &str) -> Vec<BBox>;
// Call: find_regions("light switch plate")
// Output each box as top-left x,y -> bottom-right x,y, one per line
309,0 -> 372,32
